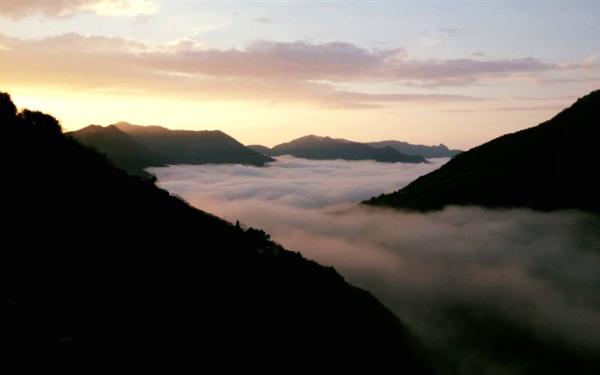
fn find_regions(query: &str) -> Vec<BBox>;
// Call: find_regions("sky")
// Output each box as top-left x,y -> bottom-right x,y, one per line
148,157 -> 600,369
1,0 -> 599,149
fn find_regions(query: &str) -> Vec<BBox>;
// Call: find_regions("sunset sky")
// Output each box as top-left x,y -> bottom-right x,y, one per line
1,0 -> 599,149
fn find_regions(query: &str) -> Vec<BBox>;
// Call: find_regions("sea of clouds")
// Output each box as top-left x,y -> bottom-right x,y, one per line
149,156 -> 600,369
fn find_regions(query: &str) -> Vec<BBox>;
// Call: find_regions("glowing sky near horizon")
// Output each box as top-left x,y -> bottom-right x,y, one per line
1,0 -> 599,148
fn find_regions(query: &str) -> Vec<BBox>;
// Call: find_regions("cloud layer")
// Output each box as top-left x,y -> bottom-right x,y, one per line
0,33 -> 490,107
0,0 -> 156,19
150,156 -> 446,209
2,31 -> 591,108
150,157 -> 600,371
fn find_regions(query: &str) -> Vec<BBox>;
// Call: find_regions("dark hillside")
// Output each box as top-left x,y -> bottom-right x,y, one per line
2,92 -> 437,371
366,90 -> 600,213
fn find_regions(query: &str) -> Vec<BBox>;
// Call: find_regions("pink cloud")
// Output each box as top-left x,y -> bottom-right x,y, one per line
0,32 -> 592,107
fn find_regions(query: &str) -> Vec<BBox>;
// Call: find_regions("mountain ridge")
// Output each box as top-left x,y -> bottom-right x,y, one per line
251,135 -> 427,163
69,122 -> 274,175
67,124 -> 164,176
367,140 -> 462,158
365,89 -> 600,213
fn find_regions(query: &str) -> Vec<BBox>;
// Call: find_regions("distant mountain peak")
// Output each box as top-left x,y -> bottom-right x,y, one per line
115,122 -> 170,134
75,124 -> 130,137
269,134 -> 426,163
367,140 -> 461,158
295,134 -> 327,142
70,123 -> 274,175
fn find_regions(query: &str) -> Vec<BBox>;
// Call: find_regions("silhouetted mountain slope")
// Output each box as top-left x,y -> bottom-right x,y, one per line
367,140 -> 462,158
67,124 -> 162,176
365,90 -> 600,213
116,122 -> 274,166
270,135 -> 426,163
2,92 -> 439,371
70,122 -> 273,175
247,144 -> 272,156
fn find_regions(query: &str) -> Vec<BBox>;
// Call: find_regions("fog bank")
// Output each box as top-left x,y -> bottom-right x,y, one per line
150,157 -> 600,371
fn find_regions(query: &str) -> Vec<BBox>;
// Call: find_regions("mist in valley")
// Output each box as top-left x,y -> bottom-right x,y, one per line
150,157 -> 600,372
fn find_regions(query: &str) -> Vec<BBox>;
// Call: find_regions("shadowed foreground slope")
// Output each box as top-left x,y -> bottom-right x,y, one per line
365,90 -> 600,213
2,93 -> 438,371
